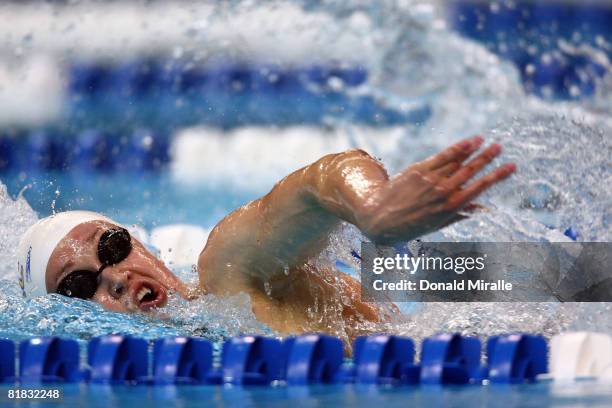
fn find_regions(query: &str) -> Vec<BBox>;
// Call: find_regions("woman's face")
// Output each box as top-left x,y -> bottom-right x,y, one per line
45,220 -> 191,312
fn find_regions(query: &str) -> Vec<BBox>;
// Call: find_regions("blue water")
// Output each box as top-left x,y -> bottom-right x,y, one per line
1,171 -> 254,230
448,0 -> 612,100
2,382 -> 612,408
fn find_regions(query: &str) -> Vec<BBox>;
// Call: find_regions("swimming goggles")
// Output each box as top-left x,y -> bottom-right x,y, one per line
56,228 -> 132,299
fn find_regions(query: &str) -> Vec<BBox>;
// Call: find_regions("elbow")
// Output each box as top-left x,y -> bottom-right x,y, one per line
311,149 -> 376,181
335,149 -> 374,162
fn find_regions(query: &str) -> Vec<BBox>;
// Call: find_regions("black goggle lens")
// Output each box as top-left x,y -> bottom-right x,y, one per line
98,228 -> 131,266
57,227 -> 132,299
56,270 -> 99,299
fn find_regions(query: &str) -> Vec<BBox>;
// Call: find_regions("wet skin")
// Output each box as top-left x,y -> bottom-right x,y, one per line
197,136 -> 515,338
46,220 -> 192,312
46,137 -> 515,340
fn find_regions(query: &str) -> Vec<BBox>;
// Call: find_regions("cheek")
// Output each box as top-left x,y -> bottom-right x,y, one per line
133,247 -> 176,279
92,292 -> 132,313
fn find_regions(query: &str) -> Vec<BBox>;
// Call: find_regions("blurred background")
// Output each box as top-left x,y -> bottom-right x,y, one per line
0,0 -> 610,231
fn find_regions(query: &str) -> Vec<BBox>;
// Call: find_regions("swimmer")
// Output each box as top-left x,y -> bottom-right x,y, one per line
17,136 -> 514,342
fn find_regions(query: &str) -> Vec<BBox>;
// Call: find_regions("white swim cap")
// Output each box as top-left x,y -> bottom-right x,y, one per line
16,210 -> 115,298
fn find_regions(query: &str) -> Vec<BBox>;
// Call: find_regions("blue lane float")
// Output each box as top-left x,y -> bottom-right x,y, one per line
0,339 -> 15,383
87,335 -> 148,384
113,129 -> 170,172
220,336 -> 284,385
564,227 -> 579,241
113,59 -> 161,96
69,60 -> 369,98
419,333 -> 481,385
152,337 -> 213,385
0,127 -> 172,174
283,334 -> 344,385
73,129 -> 115,171
27,130 -> 67,171
19,337 -> 81,384
60,59 -> 419,128
69,62 -> 114,95
487,333 -> 548,384
351,335 -> 418,385
0,333 -> 555,386
0,134 -> 16,171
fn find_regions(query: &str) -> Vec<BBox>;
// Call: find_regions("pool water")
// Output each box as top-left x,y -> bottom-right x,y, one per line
2,381 -> 612,408
0,0 -> 611,405
1,170 -> 254,230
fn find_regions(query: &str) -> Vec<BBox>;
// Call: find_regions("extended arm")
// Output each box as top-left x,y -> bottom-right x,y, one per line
198,136 -> 515,295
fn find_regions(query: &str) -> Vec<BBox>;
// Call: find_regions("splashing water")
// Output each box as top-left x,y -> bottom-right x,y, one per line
0,268 -> 270,342
308,0 -> 612,343
0,184 -> 38,280
0,0 -> 611,345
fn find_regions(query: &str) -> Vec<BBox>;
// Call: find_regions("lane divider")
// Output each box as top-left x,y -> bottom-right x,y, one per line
4,332 -> 610,386
68,61 -> 368,97
0,128 -> 170,173
58,61 -> 413,128
0,332 -> 560,386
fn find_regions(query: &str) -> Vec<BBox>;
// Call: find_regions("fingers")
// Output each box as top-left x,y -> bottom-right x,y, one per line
417,136 -> 484,171
433,161 -> 461,178
436,203 -> 486,229
396,140 -> 504,202
446,163 -> 516,209
461,203 -> 487,213
436,143 -> 502,192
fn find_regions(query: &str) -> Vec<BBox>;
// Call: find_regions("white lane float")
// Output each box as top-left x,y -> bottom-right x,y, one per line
126,224 -> 150,246
170,126 -> 407,191
150,224 -> 210,268
549,331 -> 612,381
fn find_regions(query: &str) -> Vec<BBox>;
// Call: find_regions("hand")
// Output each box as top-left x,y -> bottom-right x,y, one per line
357,136 -> 516,243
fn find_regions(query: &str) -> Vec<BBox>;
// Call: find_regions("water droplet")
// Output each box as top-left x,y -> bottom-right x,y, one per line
263,281 -> 272,296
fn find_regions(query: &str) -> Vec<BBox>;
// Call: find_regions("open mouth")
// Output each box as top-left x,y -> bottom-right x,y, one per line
131,279 -> 167,311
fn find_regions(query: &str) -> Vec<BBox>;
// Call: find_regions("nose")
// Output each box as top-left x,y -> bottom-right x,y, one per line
99,266 -> 129,300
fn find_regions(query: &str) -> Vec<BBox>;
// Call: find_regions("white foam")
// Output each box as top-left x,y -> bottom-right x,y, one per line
0,185 -> 38,280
